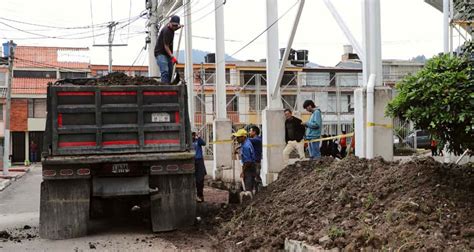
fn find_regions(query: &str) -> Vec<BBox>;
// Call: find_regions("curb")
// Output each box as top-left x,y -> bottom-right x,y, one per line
0,179 -> 11,191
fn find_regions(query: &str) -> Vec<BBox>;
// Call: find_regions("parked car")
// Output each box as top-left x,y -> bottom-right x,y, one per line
404,130 -> 431,149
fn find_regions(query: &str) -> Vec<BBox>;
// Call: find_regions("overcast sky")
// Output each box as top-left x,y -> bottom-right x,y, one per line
0,0 -> 446,67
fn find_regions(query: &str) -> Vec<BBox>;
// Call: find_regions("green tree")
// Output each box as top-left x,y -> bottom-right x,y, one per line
386,53 -> 473,155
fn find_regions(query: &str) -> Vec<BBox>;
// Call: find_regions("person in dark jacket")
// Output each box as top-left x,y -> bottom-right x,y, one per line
248,125 -> 262,192
283,109 -> 306,164
192,132 -> 207,202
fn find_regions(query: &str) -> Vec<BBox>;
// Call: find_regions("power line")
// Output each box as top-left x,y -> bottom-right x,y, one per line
15,57 -> 90,73
225,0 -> 299,60
0,17 -> 109,30
0,12 -> 146,41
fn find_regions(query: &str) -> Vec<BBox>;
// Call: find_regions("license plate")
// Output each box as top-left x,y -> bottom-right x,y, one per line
112,163 -> 130,174
151,113 -> 170,122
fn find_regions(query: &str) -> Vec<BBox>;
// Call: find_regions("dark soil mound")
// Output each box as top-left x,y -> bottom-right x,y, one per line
214,156 -> 474,251
53,72 -> 162,86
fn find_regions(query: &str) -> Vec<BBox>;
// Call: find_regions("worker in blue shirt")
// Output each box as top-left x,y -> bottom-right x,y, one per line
248,125 -> 262,192
192,132 -> 207,202
233,128 -> 256,193
302,100 -> 322,159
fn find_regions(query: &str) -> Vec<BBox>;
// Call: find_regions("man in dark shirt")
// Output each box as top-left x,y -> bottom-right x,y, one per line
192,132 -> 207,202
248,125 -> 262,192
283,109 -> 306,164
154,15 -> 182,83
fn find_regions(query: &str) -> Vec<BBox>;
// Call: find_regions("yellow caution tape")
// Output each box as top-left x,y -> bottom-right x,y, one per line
209,139 -> 234,144
367,122 -> 393,128
210,133 -> 355,146
304,133 -> 354,143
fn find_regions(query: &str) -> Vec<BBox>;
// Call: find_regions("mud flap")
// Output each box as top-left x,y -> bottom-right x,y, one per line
39,179 -> 90,239
150,174 -> 196,232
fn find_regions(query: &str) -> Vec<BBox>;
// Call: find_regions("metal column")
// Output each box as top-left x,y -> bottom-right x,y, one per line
214,0 -> 226,119
184,0 -> 194,128
265,0 -> 282,109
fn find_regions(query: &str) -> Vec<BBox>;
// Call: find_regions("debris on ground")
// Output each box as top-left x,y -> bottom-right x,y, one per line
0,226 -> 38,243
211,156 -> 474,251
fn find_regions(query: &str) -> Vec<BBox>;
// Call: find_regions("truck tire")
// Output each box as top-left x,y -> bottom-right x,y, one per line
149,174 -> 196,232
39,179 -> 90,239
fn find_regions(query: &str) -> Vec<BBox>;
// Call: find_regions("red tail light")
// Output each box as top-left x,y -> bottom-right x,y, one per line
77,168 -> 90,175
166,165 -> 179,171
59,169 -> 74,176
43,170 -> 56,177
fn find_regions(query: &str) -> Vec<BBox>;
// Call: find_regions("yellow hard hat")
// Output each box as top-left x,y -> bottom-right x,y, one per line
232,128 -> 247,137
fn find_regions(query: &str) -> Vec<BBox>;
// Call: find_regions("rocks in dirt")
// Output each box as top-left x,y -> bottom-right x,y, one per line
318,235 -> 331,246
0,231 -> 10,239
0,226 -> 37,242
89,242 -> 96,249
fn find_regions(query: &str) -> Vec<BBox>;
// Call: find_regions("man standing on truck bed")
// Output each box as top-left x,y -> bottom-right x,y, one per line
154,15 -> 183,83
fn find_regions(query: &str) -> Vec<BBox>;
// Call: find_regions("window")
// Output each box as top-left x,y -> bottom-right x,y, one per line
194,95 -> 205,113
305,72 -> 330,86
336,73 -> 360,87
281,72 -> 297,86
60,72 -> 88,79
249,95 -> 267,111
226,95 -> 238,112
327,93 -> 353,113
96,70 -> 108,77
0,104 -> 3,120
0,72 -> 6,87
282,95 -> 296,110
327,94 -> 337,113
28,99 -> 47,118
14,70 -> 56,79
199,69 -> 230,84
241,71 -> 267,86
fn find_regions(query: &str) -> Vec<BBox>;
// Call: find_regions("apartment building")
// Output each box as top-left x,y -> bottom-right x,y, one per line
7,46 -> 90,163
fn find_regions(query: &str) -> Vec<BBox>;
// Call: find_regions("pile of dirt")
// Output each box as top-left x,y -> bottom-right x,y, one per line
53,72 -> 162,86
0,226 -> 38,243
212,156 -> 474,251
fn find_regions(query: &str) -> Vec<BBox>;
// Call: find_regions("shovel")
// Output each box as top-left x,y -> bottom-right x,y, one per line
228,140 -> 240,204
239,167 -> 253,204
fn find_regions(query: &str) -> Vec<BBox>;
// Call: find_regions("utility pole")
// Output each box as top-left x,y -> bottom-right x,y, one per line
93,21 -> 127,73
147,0 -> 160,77
3,40 -> 14,176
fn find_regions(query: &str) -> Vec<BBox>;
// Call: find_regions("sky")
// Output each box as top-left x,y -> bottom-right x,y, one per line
0,0 -> 447,67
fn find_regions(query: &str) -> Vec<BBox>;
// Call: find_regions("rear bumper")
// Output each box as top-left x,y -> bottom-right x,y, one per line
42,152 -> 194,165
41,152 -> 195,180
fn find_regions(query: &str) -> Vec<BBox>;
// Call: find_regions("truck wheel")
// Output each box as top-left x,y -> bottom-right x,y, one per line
149,174 -> 196,232
39,179 -> 90,239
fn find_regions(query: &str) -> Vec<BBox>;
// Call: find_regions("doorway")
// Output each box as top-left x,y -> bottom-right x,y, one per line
12,132 -> 25,163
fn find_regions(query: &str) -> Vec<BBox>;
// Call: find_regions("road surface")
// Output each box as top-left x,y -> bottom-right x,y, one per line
0,165 -> 220,251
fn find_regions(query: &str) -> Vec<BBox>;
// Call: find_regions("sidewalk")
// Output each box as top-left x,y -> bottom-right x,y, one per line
0,165 -> 32,191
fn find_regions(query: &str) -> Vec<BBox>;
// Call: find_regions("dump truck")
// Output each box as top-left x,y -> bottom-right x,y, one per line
39,74 -> 195,239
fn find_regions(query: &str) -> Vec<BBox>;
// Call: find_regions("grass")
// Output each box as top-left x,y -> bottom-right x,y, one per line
328,226 -> 345,240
